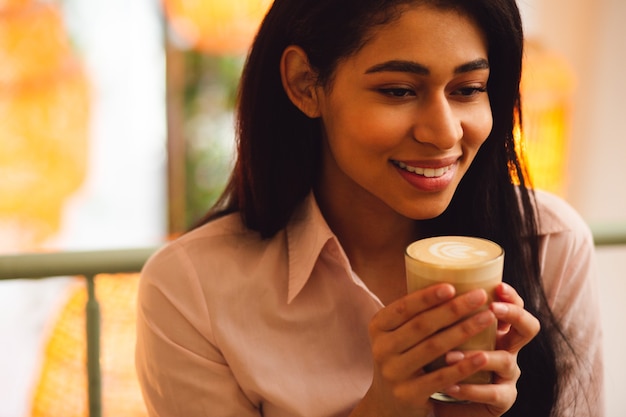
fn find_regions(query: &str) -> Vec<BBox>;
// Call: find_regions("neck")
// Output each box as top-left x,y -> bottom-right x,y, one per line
314,183 -> 418,304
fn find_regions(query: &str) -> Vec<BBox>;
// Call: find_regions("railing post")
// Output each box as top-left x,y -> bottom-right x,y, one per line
85,274 -> 102,417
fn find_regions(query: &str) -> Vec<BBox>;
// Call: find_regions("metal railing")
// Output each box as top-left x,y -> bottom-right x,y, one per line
0,223 -> 625,417
589,222 -> 626,246
0,246 -> 159,417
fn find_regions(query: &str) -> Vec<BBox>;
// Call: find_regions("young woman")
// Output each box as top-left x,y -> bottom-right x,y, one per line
136,1 -> 604,416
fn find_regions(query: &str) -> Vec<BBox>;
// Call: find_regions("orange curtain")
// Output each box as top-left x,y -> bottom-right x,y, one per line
0,0 -> 91,250
162,0 -> 272,54
517,40 -> 575,195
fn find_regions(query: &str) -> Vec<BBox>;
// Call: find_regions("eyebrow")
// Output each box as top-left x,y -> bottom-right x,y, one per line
364,58 -> 490,75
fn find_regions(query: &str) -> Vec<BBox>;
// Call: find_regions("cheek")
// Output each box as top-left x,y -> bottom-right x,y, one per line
329,106 -> 408,155
464,108 -> 493,149
367,109 -> 411,147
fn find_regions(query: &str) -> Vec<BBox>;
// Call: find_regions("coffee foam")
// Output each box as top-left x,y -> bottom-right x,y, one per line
405,236 -> 503,282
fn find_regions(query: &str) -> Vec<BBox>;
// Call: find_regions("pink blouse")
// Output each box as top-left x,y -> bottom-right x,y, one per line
135,190 -> 604,416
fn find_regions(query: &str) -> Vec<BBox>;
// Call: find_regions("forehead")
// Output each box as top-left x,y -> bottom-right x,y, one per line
350,4 -> 487,68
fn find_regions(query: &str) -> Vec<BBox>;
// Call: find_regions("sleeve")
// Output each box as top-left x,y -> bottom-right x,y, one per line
134,243 -> 260,417
538,202 -> 605,417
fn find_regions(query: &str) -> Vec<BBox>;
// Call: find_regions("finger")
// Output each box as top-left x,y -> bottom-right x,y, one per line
441,380 -> 517,411
441,350 -> 519,407
491,302 -> 540,352
390,289 -> 492,354
399,309 -> 496,373
373,284 -> 456,332
397,352 -> 490,400
497,321 -> 512,334
495,283 -> 524,307
458,350 -> 520,381
445,350 -> 520,382
378,307 -> 497,381
494,284 -> 523,335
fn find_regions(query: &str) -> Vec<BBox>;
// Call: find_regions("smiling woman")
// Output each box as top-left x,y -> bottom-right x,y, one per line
135,1 -> 604,417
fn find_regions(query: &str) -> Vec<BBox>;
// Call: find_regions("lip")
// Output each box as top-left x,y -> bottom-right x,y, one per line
391,158 -> 459,192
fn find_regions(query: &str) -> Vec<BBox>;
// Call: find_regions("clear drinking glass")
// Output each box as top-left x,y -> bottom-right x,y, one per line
405,236 -> 504,402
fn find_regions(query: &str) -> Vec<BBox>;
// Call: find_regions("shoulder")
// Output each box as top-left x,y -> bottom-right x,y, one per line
533,189 -> 593,243
141,212 -> 287,299
144,213 -> 256,271
531,190 -> 597,307
532,190 -> 595,275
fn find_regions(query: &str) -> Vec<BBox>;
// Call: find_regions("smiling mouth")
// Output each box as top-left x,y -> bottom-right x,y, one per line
391,160 -> 453,178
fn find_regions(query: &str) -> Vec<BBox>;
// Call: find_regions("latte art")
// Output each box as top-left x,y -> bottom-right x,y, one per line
429,241 -> 489,261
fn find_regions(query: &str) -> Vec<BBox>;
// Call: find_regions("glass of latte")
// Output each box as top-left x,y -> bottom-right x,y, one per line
405,236 -> 504,403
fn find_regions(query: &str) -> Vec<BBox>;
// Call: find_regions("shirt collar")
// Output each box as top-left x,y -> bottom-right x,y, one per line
285,193 -> 352,304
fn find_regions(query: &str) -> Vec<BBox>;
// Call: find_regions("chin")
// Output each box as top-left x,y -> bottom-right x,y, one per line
402,205 -> 449,221
401,195 -> 454,220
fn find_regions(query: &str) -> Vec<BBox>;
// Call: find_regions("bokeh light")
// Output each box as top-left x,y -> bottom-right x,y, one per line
0,1 -> 90,250
162,0 -> 272,54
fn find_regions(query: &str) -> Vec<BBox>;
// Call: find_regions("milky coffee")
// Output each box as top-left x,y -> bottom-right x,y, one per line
405,236 -> 504,401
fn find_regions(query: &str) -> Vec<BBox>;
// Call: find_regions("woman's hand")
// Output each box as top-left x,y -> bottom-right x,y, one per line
432,283 -> 541,417
353,283 -> 539,417
353,284 -> 498,417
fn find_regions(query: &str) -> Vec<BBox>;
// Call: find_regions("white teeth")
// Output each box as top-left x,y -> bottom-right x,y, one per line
424,168 -> 436,178
394,161 -> 451,178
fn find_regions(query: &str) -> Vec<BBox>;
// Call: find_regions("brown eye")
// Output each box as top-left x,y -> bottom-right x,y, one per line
379,87 -> 416,98
453,86 -> 487,97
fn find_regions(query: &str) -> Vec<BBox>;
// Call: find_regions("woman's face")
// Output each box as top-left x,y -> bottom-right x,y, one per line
314,5 -> 492,221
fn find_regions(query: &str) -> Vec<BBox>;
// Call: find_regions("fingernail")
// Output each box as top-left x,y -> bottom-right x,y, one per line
492,302 -> 509,315
446,351 -> 465,364
466,289 -> 486,307
444,385 -> 460,394
501,283 -> 514,295
436,285 -> 455,300
475,310 -> 495,325
471,353 -> 487,366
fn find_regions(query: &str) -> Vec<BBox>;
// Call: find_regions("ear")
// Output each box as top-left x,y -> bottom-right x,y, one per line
280,45 -> 321,118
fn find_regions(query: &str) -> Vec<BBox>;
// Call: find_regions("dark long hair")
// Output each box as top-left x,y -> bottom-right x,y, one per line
197,1 -> 574,415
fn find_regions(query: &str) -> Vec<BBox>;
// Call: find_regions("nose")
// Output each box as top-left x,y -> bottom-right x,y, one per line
412,94 -> 462,150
